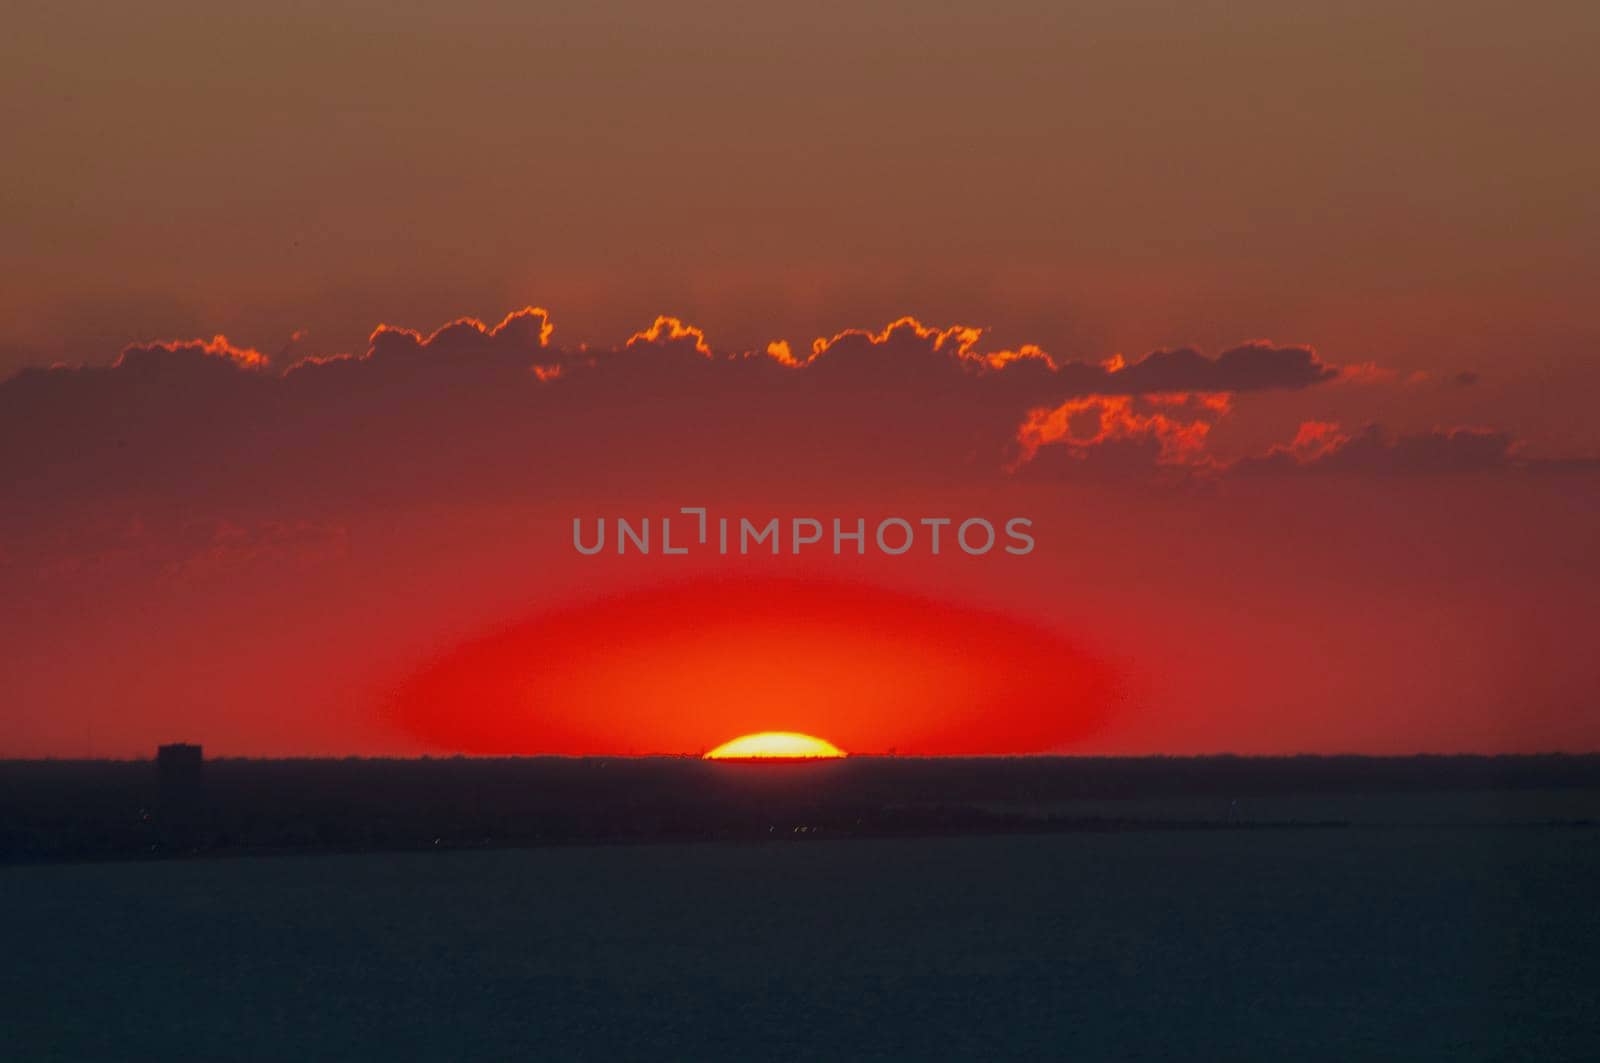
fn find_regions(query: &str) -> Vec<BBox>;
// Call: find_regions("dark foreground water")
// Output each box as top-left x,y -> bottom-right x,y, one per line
4,828 -> 1597,1061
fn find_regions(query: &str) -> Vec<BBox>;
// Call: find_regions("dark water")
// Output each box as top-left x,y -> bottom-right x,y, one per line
4,828 -> 1598,1061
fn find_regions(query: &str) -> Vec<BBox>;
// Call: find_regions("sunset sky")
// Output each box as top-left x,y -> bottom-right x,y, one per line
2,1 -> 1597,757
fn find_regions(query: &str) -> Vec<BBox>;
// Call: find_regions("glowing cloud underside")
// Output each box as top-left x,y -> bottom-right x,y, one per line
704,732 -> 847,760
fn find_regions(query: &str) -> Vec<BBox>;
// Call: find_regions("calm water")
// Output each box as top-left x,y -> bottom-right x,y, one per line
4,828 -> 1598,1061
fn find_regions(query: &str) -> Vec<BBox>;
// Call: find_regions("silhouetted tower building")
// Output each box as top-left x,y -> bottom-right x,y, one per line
157,743 -> 204,804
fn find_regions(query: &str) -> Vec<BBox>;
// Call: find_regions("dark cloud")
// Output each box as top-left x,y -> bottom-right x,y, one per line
0,307 -> 1537,569
1236,424 -> 1517,476
1085,342 -> 1338,395
0,309 -> 1340,502
778,320 -> 1336,397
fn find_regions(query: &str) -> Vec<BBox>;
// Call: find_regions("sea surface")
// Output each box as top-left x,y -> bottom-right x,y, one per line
4,824 -> 1598,1061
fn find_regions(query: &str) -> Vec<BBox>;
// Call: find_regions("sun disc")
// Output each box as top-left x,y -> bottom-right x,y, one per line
704,731 -> 847,760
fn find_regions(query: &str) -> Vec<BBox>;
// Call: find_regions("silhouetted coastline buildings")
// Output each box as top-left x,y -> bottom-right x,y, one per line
156,743 -> 205,847
2,752 -> 1599,864
157,743 -> 203,797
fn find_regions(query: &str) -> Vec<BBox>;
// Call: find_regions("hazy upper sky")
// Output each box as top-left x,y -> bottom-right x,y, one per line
4,1 -> 1597,381
2,1 -> 1598,757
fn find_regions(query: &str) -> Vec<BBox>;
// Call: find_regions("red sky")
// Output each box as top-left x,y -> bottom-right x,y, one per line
1,2 -> 1598,756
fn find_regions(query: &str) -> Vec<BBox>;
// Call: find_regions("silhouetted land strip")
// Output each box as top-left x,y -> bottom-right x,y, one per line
3,754 -> 1598,864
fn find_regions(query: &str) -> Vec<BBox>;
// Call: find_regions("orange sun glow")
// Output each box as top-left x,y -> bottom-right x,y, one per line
704,732 -> 847,760
389,578 -> 1115,756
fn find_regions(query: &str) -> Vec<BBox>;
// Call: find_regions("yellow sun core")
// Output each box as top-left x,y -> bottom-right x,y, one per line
704,732 -> 847,760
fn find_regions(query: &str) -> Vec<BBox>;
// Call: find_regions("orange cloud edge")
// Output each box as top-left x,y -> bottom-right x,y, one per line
86,307 -> 1526,475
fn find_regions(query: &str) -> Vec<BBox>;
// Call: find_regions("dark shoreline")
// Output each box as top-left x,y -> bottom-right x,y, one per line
5,753 -> 1599,866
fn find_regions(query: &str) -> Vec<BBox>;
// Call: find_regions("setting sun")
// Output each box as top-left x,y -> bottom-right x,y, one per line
704,732 -> 847,760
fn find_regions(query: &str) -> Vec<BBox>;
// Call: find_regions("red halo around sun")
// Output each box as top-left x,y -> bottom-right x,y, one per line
388,577 -> 1116,756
